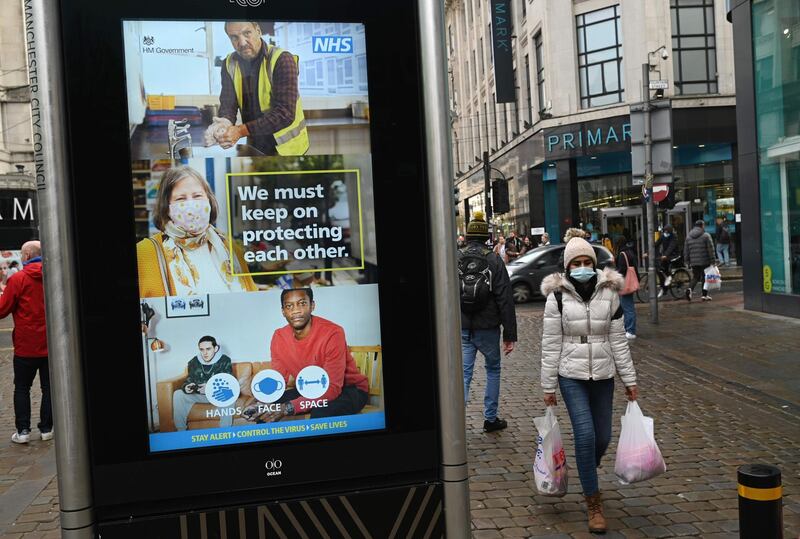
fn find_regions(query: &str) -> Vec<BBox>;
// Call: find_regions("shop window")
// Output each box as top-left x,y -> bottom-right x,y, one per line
752,0 -> 800,296
671,0 -> 718,95
576,5 -> 624,109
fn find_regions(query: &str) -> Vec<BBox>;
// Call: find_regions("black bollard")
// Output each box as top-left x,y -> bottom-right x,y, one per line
738,464 -> 783,539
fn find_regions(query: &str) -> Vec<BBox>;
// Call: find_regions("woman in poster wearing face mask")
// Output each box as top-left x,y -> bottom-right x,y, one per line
136,165 -> 257,298
538,236 -> 638,534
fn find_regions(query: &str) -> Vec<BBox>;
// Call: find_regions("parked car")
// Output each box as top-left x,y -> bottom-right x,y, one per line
506,243 -> 615,303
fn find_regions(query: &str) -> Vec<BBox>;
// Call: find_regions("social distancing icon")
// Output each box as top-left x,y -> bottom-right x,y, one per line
296,366 -> 329,399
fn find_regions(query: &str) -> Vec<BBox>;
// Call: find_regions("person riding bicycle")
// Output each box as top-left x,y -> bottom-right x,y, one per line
655,225 -> 680,298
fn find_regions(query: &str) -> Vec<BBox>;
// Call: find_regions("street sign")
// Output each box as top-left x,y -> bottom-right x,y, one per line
652,184 -> 670,203
642,184 -> 669,202
649,79 -> 669,90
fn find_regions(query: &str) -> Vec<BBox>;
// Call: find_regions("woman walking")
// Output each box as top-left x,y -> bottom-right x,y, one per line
615,236 -> 638,340
540,236 -> 638,533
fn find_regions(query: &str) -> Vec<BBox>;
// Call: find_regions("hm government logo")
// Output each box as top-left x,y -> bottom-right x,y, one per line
264,459 -> 283,477
230,0 -> 265,6
143,36 -> 155,46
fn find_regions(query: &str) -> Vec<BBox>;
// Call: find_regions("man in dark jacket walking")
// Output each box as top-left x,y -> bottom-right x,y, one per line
0,241 -> 51,443
459,212 -> 517,432
684,220 -> 717,301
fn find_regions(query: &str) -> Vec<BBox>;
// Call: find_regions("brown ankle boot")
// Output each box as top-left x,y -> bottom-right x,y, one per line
584,492 -> 607,533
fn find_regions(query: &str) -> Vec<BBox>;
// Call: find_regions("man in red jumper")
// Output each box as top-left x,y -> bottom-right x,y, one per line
243,288 -> 369,422
0,241 -> 51,444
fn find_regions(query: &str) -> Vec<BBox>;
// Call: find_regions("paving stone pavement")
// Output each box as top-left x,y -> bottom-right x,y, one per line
465,291 -> 800,538
1,291 -> 798,538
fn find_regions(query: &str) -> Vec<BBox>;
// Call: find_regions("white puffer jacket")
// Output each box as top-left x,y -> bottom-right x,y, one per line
539,268 -> 637,392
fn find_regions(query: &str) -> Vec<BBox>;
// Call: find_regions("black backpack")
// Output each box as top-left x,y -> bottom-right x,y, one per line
458,245 -> 493,313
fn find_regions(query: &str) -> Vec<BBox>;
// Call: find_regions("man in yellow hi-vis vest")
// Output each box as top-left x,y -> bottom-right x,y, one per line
207,21 -> 309,156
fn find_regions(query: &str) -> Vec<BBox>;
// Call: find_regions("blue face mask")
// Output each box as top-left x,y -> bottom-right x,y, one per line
570,267 -> 596,283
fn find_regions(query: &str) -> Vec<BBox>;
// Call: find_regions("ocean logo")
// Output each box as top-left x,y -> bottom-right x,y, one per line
312,36 -> 354,54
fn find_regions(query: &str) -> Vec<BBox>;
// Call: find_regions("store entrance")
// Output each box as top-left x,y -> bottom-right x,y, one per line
666,201 -> 691,248
601,206 -> 645,268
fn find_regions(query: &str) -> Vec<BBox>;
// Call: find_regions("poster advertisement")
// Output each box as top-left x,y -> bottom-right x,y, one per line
124,20 -> 384,453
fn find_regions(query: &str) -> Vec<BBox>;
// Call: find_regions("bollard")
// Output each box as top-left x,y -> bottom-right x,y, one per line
738,464 -> 783,539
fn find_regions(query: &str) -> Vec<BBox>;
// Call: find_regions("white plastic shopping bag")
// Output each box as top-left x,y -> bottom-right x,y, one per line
533,407 -> 569,496
704,264 -> 722,291
614,401 -> 667,484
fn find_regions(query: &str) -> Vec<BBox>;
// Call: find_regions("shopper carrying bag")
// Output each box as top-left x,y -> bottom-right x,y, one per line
539,236 -> 638,534
614,401 -> 666,484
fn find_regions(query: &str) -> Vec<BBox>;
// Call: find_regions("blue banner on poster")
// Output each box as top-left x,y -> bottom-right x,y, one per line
150,412 -> 386,452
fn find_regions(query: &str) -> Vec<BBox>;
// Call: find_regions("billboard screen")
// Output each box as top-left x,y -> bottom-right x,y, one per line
123,19 -> 384,453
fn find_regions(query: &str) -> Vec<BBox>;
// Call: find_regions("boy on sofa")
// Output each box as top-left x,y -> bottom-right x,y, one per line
172,335 -> 235,430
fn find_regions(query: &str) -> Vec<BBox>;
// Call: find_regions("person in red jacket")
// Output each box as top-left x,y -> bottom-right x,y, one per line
243,288 -> 369,422
0,241 -> 51,444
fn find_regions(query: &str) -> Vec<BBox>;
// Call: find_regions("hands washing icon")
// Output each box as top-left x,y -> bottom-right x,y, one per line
211,378 -> 234,402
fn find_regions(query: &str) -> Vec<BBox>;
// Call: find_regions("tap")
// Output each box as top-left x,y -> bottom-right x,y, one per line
168,119 -> 193,159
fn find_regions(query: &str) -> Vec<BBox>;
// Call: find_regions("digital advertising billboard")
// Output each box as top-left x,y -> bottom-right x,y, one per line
123,20 -> 384,453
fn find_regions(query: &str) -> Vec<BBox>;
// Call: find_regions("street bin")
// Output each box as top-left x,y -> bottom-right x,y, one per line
27,0 -> 469,536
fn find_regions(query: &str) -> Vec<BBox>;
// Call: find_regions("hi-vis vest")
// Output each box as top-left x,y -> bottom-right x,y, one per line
225,46 -> 309,156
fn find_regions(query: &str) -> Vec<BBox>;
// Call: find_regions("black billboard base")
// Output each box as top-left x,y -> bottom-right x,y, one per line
97,483 -> 444,538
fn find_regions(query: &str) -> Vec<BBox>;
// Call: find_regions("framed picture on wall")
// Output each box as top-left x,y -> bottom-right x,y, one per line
165,295 -> 210,318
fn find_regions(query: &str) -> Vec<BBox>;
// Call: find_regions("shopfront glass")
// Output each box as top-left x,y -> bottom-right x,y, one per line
753,0 -> 800,296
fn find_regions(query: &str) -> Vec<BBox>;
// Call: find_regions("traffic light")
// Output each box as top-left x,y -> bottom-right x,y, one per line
492,180 -> 510,214
454,186 -> 460,215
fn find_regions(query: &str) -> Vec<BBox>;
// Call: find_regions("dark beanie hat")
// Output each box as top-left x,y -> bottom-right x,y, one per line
466,211 -> 490,239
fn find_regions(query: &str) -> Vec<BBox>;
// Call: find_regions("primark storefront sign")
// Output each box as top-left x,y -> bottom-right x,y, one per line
544,115 -> 631,160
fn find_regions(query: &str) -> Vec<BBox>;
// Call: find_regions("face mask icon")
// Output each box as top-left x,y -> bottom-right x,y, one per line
251,369 -> 286,404
255,377 -> 283,395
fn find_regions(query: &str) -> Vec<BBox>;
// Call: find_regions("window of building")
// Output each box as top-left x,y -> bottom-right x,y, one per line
512,67 -> 520,134
479,37 -> 485,79
483,101 -> 490,153
671,0 -> 718,95
448,25 -> 454,53
472,49 -> 478,86
534,33 -> 546,117
524,54 -> 533,125
576,5 -> 624,108
492,93 -> 499,149
521,0 -> 526,19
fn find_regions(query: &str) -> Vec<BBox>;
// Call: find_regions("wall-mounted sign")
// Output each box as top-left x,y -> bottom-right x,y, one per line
544,116 -> 631,160
491,0 -> 514,103
649,80 -> 669,90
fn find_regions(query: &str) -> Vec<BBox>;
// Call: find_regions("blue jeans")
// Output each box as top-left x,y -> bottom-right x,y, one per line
619,293 -> 636,335
558,375 -> 615,496
462,328 -> 502,421
716,243 -> 730,265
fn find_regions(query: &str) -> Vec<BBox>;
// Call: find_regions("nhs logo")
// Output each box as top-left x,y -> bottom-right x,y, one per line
312,36 -> 354,53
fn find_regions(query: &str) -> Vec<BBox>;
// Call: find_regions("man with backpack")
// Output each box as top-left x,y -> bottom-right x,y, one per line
458,211 -> 517,432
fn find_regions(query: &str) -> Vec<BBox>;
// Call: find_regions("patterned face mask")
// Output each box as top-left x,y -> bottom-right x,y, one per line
169,199 -> 211,235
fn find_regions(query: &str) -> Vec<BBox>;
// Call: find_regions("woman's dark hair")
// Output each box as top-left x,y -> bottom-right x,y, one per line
614,236 -> 629,254
153,165 -> 219,232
